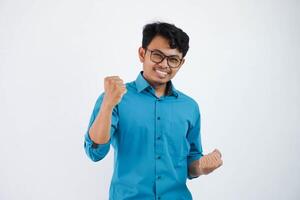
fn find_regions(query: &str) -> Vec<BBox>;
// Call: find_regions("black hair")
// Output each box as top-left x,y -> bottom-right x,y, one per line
142,22 -> 190,57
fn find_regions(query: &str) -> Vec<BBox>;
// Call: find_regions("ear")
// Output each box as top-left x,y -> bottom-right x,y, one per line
138,47 -> 145,63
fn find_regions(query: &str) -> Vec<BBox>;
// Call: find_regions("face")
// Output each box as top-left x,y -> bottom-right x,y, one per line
138,35 -> 185,87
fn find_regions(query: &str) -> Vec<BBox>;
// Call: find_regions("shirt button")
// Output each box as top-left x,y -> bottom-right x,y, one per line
158,197 -> 161,200
157,175 -> 161,180
157,136 -> 161,140
157,155 -> 161,159
157,117 -> 160,120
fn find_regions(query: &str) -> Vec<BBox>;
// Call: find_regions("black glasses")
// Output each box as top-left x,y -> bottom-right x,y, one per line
145,48 -> 183,68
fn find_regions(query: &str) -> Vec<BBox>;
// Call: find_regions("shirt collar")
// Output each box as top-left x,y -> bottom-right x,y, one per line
135,71 -> 179,98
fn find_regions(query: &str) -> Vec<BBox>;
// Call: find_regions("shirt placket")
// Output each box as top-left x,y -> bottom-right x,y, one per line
154,97 -> 164,200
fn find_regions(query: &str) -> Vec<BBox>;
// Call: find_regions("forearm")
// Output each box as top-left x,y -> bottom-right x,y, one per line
188,159 -> 203,177
89,100 -> 114,144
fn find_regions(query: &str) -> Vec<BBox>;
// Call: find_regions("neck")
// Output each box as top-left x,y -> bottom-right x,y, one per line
147,80 -> 167,98
153,83 -> 167,98
142,72 -> 169,97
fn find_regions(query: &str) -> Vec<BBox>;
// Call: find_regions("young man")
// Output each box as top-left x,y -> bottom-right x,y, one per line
84,22 -> 223,200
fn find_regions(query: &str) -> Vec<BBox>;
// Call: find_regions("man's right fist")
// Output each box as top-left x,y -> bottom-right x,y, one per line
103,76 -> 127,108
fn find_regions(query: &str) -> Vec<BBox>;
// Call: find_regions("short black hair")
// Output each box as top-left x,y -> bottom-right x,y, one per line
142,22 -> 190,57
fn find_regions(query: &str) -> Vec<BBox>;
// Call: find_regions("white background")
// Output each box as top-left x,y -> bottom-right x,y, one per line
0,0 -> 299,199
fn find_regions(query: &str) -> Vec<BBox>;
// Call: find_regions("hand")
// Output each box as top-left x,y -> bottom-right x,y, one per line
199,149 -> 223,175
102,76 -> 127,108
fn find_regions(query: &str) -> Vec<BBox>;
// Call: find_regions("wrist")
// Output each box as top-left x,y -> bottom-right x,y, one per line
198,164 -> 206,175
101,99 -> 115,111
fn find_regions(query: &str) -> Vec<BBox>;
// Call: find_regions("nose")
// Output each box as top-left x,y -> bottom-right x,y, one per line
158,57 -> 169,69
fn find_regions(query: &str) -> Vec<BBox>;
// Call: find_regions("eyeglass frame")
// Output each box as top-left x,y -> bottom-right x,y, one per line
145,48 -> 183,68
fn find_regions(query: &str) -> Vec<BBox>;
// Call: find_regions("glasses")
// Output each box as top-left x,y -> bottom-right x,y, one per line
145,48 -> 183,68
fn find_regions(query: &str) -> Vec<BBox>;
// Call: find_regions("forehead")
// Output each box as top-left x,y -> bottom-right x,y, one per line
147,35 -> 182,57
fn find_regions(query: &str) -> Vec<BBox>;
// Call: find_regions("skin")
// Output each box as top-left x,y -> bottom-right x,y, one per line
89,76 -> 127,144
138,35 -> 185,97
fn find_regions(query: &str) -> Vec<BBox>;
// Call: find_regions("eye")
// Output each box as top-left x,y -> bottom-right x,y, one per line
151,52 -> 164,61
168,57 -> 180,64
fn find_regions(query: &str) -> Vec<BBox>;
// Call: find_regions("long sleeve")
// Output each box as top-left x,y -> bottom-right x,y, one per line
187,102 -> 203,179
84,93 -> 119,162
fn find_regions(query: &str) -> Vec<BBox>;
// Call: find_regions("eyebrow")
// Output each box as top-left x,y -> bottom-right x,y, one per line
152,49 -> 181,58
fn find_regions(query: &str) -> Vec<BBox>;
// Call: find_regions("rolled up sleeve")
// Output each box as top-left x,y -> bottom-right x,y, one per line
84,93 -> 119,162
187,103 -> 203,180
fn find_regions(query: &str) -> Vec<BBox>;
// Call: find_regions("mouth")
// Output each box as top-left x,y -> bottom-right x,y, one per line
154,69 -> 169,79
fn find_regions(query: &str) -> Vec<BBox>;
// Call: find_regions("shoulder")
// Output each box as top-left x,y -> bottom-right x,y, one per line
125,81 -> 136,91
176,90 -> 201,120
176,90 -> 199,108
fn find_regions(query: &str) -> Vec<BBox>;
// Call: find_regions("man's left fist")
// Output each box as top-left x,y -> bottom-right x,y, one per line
199,149 -> 223,175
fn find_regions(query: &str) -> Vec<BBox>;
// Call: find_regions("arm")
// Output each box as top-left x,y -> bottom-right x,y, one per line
89,100 -> 114,145
186,102 -> 223,179
186,103 -> 204,179
84,94 -> 117,162
89,76 -> 126,145
84,76 -> 126,162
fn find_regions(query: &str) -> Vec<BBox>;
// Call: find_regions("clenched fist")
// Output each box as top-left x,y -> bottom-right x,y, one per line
102,76 -> 127,108
199,149 -> 223,175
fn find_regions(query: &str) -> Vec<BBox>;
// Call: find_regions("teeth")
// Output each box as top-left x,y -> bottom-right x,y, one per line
155,70 -> 167,76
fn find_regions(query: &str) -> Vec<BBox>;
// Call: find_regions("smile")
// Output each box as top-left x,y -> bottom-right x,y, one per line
155,69 -> 168,78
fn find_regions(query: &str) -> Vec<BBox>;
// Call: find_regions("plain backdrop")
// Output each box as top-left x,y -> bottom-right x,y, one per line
0,0 -> 299,199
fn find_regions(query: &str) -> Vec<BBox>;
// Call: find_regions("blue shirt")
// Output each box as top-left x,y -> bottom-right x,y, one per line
84,71 -> 203,200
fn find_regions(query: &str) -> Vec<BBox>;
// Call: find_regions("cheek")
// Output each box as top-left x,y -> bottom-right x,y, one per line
170,69 -> 179,77
143,63 -> 156,72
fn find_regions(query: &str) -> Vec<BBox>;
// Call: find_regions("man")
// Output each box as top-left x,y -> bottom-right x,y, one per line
84,22 -> 223,200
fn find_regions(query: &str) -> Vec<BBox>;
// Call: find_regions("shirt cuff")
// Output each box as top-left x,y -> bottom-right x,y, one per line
84,132 -> 111,150
187,154 -> 203,180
